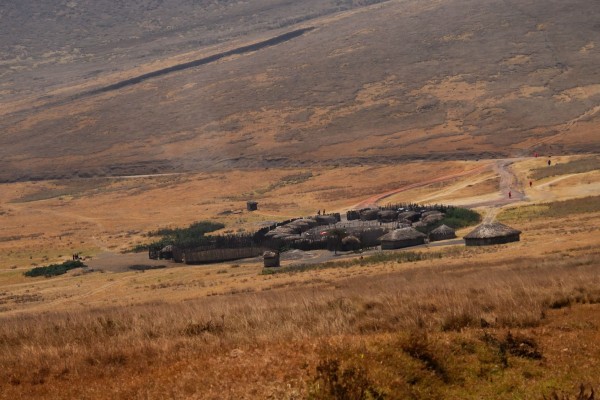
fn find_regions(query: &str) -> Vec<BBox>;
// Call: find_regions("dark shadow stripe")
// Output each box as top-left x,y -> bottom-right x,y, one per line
6,27 -> 314,118
86,27 -> 314,96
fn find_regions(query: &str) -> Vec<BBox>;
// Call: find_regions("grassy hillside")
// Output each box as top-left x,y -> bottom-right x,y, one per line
1,0 -> 600,181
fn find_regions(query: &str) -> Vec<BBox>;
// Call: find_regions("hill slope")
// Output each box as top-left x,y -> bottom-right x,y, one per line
1,0 -> 599,181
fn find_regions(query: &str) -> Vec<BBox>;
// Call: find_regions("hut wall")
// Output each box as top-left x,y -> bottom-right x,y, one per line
264,254 -> 280,268
360,209 -> 379,221
172,247 -> 184,263
429,232 -> 456,242
359,228 -> 389,247
183,247 -> 264,264
346,210 -> 361,221
465,234 -> 520,246
149,249 -> 159,260
381,237 -> 425,250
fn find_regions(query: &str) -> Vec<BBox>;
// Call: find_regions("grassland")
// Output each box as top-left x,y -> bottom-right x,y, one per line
1,156 -> 599,398
499,195 -> 600,222
531,156 -> 600,180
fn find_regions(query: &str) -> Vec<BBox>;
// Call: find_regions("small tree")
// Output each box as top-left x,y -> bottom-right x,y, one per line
327,228 -> 347,255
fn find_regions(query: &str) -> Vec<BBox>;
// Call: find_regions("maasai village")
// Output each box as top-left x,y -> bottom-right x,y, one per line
1,0 -> 600,399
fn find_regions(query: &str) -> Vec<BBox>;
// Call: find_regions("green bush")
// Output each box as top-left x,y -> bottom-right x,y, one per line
138,221 -> 225,252
417,207 -> 481,234
24,260 -> 86,278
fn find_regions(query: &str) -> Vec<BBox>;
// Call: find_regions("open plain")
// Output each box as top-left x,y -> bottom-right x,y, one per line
1,155 -> 600,399
1,0 -> 600,398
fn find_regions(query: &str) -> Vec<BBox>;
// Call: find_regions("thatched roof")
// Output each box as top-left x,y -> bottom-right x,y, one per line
464,222 -> 521,239
342,235 -> 361,245
398,211 -> 420,221
422,210 -> 444,218
422,213 -> 445,225
430,224 -> 455,236
315,215 -> 337,225
263,251 -> 278,259
378,210 -> 398,219
379,227 -> 426,241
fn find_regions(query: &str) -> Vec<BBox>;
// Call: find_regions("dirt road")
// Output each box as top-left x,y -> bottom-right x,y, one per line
350,158 -> 529,223
351,162 -> 495,209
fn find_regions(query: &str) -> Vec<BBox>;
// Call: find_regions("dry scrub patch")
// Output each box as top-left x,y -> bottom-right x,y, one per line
0,160 -> 482,269
1,246 -> 600,398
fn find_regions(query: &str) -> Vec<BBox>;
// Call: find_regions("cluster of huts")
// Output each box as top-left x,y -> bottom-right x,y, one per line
150,203 -> 521,268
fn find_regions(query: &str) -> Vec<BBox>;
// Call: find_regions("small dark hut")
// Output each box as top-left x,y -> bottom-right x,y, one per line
355,227 -> 389,248
159,245 -> 175,260
360,209 -> 379,221
315,215 -> 337,225
341,235 -> 361,252
379,228 -> 427,250
463,222 -> 521,246
247,201 -> 258,211
263,251 -> 280,268
346,210 -> 361,221
378,209 -> 398,222
398,210 -> 421,223
429,224 -> 456,242
421,211 -> 445,225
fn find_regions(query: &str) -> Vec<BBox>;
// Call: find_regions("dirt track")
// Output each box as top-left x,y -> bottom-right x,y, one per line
351,162 -> 495,209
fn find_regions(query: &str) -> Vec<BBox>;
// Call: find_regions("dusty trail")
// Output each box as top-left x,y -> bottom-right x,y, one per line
351,162 -> 495,209
351,158 -> 530,223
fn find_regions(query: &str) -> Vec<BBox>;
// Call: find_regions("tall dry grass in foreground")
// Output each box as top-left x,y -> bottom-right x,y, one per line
1,247 -> 599,398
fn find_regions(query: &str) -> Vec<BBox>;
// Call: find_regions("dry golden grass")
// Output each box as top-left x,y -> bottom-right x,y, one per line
1,156 -> 600,398
1,240 -> 599,398
0,160 -> 482,270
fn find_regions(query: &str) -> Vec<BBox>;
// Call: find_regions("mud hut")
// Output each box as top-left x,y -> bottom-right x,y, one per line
346,210 -> 361,221
398,210 -> 421,223
354,227 -> 389,248
263,251 -> 280,268
247,201 -> 258,211
159,245 -> 175,260
422,212 -> 445,225
379,228 -> 427,250
378,209 -> 398,222
429,224 -> 456,242
315,215 -> 337,225
360,209 -> 379,221
463,222 -> 521,246
341,235 -> 361,252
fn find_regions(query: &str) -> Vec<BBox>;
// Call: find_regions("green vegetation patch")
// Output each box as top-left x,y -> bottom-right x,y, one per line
531,156 -> 600,180
134,221 -> 225,252
262,250 -> 443,275
416,206 -> 481,235
24,260 -> 86,278
499,195 -> 600,222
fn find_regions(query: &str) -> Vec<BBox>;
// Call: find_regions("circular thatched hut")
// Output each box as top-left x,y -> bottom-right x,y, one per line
398,210 -> 421,223
360,209 -> 379,221
378,209 -> 398,222
429,224 -> 456,242
315,215 -> 338,225
463,222 -> 521,246
422,212 -> 445,225
263,251 -> 280,268
379,227 -> 427,250
341,235 -> 361,252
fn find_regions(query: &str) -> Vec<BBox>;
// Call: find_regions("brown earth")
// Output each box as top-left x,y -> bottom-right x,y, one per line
1,0 -> 600,182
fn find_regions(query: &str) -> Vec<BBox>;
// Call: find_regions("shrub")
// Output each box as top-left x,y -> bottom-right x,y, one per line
310,358 -> 383,400
24,260 -> 86,278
